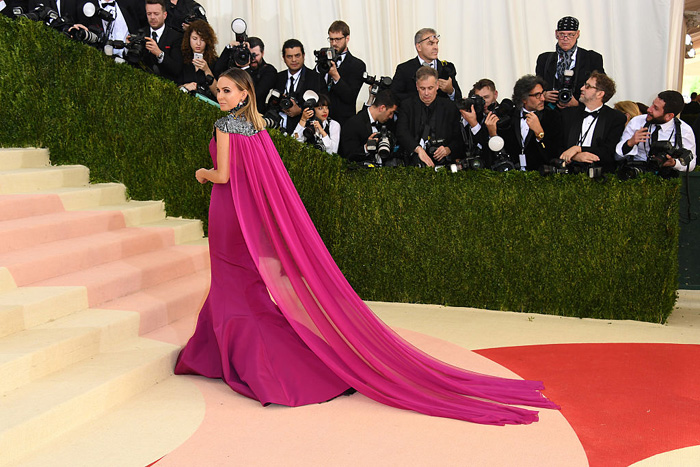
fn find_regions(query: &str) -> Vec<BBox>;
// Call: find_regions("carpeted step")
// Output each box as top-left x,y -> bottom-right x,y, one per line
0,209 -> 128,255
0,337 -> 178,467
0,148 -> 50,170
34,244 -> 209,307
0,286 -> 88,339
40,183 -> 127,211
101,268 -> 210,335
0,308 -> 139,395
1,226 -> 177,286
0,165 -> 90,194
676,289 -> 700,309
0,194 -> 66,221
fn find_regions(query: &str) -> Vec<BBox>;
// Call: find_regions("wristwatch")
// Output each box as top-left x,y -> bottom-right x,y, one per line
157,51 -> 165,60
536,131 -> 545,140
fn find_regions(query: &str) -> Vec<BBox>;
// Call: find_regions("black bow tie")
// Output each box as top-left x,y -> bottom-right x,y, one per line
584,110 -> 600,118
522,111 -> 531,119
101,1 -> 115,7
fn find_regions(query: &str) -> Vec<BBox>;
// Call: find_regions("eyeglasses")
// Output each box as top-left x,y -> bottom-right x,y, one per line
557,32 -> 578,39
327,36 -> 346,43
528,91 -> 545,99
583,82 -> 599,90
417,34 -> 440,45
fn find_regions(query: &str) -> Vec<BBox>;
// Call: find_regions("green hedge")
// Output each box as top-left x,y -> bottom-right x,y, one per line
0,17 -> 680,322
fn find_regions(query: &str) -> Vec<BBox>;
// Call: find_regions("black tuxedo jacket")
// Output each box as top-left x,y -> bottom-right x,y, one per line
1,0 -> 27,17
499,107 -> 562,171
339,109 -> 373,161
26,0 -> 87,22
535,47 -> 604,102
396,95 -> 463,164
319,50 -> 366,127
560,105 -> 626,173
391,57 -> 462,104
142,25 -> 182,83
272,66 -> 323,134
73,0 -> 146,35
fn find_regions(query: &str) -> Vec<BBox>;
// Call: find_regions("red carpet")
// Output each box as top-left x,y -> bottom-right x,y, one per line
477,343 -> 700,467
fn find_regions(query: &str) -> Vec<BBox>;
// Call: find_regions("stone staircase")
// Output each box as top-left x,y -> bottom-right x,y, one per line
0,148 -> 209,466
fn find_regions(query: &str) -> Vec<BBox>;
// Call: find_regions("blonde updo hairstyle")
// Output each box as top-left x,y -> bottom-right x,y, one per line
219,68 -> 265,131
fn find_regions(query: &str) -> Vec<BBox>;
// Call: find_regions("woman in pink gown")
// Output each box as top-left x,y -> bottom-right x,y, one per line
174,68 -> 559,425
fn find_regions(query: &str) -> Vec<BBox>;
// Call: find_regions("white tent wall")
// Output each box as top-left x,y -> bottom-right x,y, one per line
198,0 -> 684,108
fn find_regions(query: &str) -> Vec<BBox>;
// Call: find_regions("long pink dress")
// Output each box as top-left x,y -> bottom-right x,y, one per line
175,114 -> 559,425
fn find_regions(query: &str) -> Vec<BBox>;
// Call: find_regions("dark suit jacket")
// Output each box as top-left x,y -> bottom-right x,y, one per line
391,57 -> 462,104
73,0 -> 146,35
320,51 -> 366,127
560,105 -> 626,173
142,25 -> 182,83
396,95 -> 463,165
26,0 -> 87,22
272,66 -> 323,134
535,47 -> 604,102
499,107 -> 562,171
213,54 -> 277,113
339,108 -> 373,161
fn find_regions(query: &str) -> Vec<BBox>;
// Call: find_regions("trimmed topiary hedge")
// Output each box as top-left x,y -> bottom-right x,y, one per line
0,17 -> 680,322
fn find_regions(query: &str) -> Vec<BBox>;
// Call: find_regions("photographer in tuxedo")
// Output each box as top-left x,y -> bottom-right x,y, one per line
396,66 -> 463,167
499,75 -> 561,171
318,20 -> 366,126
70,0 -> 147,56
272,39 -> 322,135
391,27 -> 461,104
141,0 -> 182,83
338,89 -> 398,162
559,71 -> 626,173
460,78 -> 502,165
536,16 -> 604,110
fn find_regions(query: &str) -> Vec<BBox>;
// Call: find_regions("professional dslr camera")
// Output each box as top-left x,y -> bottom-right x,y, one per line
123,31 -> 149,64
298,91 -> 325,150
423,137 -> 447,166
314,48 -> 338,74
365,125 -> 398,167
262,89 -> 295,131
363,72 -> 392,106
646,141 -> 693,170
540,159 -> 603,179
456,94 -> 486,120
182,4 -> 208,27
487,136 -> 516,172
227,18 -> 251,68
557,70 -> 575,105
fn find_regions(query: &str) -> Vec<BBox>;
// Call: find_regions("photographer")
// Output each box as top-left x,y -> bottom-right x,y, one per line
396,66 -> 462,168
141,0 -> 182,83
177,19 -> 217,100
391,27 -> 461,104
498,74 -> 561,171
272,39 -> 322,134
293,93 -> 340,154
339,89 -> 398,162
215,36 -> 277,113
535,16 -> 604,110
459,79 -> 501,167
559,71 -> 626,173
316,20 -> 366,126
69,0 -> 147,57
615,90 -> 697,174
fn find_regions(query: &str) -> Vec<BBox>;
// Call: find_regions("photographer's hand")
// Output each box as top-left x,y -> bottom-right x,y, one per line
69,24 -> 88,32
145,37 -> 163,57
328,61 -> 340,82
572,151 -> 599,163
459,106 -> 478,128
437,77 -> 454,95
313,120 -> 327,137
525,112 -> 544,136
285,100 -> 302,117
364,132 -> 378,153
544,90 -> 559,104
192,58 -> 211,75
662,154 -> 676,167
627,127 -> 650,147
416,147 -> 435,167
560,146 -> 581,163
484,112 -> 499,137
182,82 -> 198,92
299,108 -> 314,127
433,146 -> 451,161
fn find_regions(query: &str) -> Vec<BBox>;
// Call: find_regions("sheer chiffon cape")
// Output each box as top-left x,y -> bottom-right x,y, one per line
228,130 -> 559,425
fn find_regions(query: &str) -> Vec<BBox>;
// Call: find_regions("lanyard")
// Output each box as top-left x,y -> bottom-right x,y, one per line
578,114 -> 599,146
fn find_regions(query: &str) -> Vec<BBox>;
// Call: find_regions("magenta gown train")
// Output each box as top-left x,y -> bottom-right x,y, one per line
174,114 -> 559,425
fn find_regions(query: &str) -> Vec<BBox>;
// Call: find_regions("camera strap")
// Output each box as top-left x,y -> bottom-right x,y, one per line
577,112 -> 599,146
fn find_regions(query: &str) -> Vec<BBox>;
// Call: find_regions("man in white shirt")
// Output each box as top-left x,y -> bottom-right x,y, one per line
616,90 -> 697,174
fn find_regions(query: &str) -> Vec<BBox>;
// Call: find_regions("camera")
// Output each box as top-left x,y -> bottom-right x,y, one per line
490,98 -> 514,131
558,69 -> 575,105
488,136 -> 516,172
647,141 -> 694,170
124,32 -> 149,64
540,158 -> 604,179
456,94 -> 486,121
183,5 -> 207,26
227,18 -> 251,67
363,72 -> 392,106
314,48 -> 338,74
423,137 -> 447,165
617,160 -> 650,181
